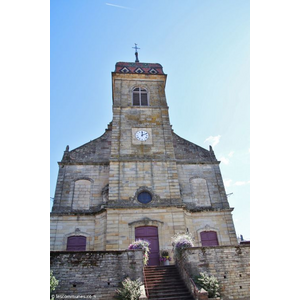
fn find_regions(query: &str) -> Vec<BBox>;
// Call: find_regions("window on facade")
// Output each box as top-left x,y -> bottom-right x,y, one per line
72,179 -> 91,210
137,191 -> 152,204
190,177 -> 211,207
133,88 -> 148,106
66,236 -> 87,251
200,231 -> 219,246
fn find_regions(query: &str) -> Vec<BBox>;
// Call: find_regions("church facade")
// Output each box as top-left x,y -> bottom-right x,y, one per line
50,59 -> 238,265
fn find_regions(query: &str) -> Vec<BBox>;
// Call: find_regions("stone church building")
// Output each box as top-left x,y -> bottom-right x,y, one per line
50,57 -> 238,266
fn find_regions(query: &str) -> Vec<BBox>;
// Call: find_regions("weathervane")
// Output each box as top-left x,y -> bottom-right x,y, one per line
132,43 -> 140,62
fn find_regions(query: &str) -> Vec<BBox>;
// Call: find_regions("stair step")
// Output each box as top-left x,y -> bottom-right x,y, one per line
146,279 -> 184,286
145,266 -> 176,271
145,269 -> 178,273
146,276 -> 181,280
149,290 -> 190,297
147,284 -> 186,290
148,286 -> 188,293
147,281 -> 185,286
145,266 -> 176,269
147,283 -> 186,289
145,272 -> 177,275
146,274 -> 181,280
148,296 -> 193,300
146,272 -> 179,276
149,293 -> 191,299
144,266 -> 193,300
145,270 -> 177,274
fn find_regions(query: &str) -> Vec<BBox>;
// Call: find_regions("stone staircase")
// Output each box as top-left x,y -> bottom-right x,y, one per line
144,265 -> 194,300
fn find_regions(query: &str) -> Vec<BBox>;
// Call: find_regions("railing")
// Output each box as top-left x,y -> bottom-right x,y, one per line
177,260 -> 207,300
142,266 -> 149,298
190,277 -> 201,299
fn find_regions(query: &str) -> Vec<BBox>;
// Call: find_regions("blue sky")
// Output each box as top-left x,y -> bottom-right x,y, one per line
51,0 -> 250,239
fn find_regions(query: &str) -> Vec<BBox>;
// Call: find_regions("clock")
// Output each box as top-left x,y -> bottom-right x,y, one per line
135,130 -> 149,141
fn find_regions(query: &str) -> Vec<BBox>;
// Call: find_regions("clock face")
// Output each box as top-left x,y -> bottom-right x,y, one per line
135,130 -> 149,141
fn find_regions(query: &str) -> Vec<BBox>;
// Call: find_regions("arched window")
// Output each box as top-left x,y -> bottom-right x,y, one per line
190,177 -> 211,207
132,87 -> 148,106
66,236 -> 86,251
200,231 -> 219,246
72,179 -> 91,210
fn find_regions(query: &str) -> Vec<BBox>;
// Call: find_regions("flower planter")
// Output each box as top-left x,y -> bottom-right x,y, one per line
163,260 -> 170,266
160,250 -> 172,266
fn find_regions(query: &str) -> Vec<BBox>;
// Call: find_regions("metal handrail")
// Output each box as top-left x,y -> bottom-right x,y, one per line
190,277 -> 200,298
143,266 -> 149,298
179,260 -> 200,299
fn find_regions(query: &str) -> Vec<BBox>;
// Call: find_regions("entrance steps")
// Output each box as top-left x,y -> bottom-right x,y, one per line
144,265 -> 194,300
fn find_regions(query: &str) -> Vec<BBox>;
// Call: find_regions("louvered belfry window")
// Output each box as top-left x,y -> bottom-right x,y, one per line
133,88 -> 148,106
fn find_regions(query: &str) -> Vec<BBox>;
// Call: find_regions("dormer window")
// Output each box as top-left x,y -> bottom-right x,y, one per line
132,87 -> 148,106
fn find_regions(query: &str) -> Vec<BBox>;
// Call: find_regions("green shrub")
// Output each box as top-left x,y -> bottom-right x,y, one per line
194,272 -> 220,298
115,277 -> 142,300
50,271 -> 59,299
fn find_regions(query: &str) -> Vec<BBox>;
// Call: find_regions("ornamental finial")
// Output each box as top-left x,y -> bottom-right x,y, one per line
132,43 -> 140,62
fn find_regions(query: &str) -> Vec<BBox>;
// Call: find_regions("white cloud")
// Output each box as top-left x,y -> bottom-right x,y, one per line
220,156 -> 229,165
234,181 -> 250,186
220,151 -> 234,165
105,3 -> 133,9
224,179 -> 232,187
224,179 -> 250,187
204,135 -> 221,148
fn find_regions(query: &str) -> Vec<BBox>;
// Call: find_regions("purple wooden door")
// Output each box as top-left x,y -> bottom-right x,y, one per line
135,226 -> 160,266
200,231 -> 219,246
66,236 -> 86,251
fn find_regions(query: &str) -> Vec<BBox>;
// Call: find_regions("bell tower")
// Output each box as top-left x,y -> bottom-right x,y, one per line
108,60 -> 181,204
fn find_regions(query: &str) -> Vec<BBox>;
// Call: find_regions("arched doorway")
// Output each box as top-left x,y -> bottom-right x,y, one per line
135,226 -> 160,266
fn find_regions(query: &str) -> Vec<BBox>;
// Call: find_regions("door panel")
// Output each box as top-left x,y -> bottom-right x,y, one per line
200,231 -> 219,246
135,226 -> 159,266
66,236 -> 87,251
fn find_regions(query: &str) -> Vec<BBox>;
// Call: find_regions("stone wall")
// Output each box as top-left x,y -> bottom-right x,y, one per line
50,250 -> 144,300
177,245 -> 250,300
177,163 -> 229,210
50,207 -> 237,251
52,164 -> 110,213
50,211 -> 107,251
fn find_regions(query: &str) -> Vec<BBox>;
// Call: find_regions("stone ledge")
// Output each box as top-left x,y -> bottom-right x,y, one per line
182,244 -> 250,251
50,249 -> 142,255
50,205 -> 235,216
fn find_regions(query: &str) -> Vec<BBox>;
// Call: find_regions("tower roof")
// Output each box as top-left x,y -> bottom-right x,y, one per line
114,62 -> 165,75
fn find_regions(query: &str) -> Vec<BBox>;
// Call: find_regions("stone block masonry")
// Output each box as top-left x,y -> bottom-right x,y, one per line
177,245 -> 250,300
50,250 -> 144,300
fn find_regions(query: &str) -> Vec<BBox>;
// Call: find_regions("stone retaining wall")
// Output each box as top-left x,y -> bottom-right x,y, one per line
177,245 -> 250,300
50,250 -> 144,300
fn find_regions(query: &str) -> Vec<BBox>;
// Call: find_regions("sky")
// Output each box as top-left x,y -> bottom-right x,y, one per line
50,0 -> 250,240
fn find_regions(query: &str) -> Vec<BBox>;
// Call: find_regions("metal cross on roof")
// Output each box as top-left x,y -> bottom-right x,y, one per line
132,43 -> 140,62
